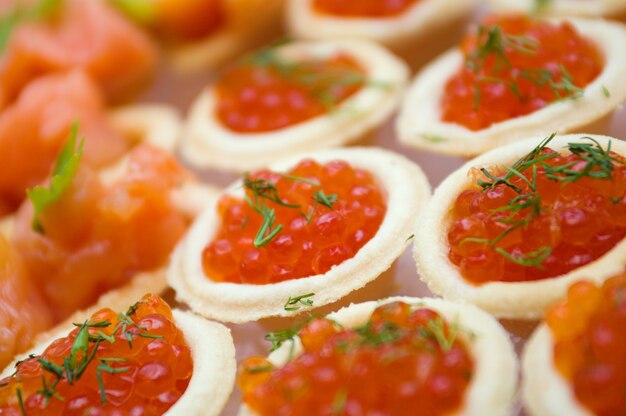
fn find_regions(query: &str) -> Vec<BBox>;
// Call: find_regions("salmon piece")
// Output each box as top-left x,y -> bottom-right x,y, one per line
0,0 -> 157,108
13,144 -> 190,323
0,234 -> 52,370
0,70 -> 129,215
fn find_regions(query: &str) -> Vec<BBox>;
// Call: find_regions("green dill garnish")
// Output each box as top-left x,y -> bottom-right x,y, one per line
313,190 -> 338,209
26,124 -> 84,234
109,0 -> 156,25
466,20 -> 585,110
16,388 -> 26,416
464,134 -> 623,268
331,389 -> 348,414
284,293 -> 315,311
602,85 -> 611,98
405,234 -> 415,242
242,172 -> 340,247
420,134 -> 448,143
236,40 -> 388,110
10,301 -> 161,408
533,0 -> 553,13
246,364 -> 275,374
0,0 -> 62,53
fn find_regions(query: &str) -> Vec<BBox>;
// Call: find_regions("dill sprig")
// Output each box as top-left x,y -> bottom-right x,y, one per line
0,0 -> 62,53
242,172 -> 338,247
284,293 -> 315,311
238,40 -> 388,110
8,301 -> 163,409
465,134 -> 622,268
466,21 -> 585,109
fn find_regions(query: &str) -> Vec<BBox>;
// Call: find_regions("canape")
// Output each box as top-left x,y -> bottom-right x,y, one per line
488,0 -> 626,19
180,39 -> 408,172
168,147 -> 430,323
523,271 -> 626,415
414,134 -> 626,320
286,0 -> 475,68
0,294 -> 236,416
397,16 -> 626,157
238,297 -> 518,415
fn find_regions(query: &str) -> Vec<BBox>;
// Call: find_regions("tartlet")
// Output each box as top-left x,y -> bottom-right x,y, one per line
488,0 -> 626,19
286,0 -> 475,68
180,39 -> 409,172
239,296 -> 518,416
523,325 -> 588,416
414,134 -> 626,320
168,147 -> 431,323
165,0 -> 285,73
397,17 -> 626,157
0,295 -> 236,416
522,273 -> 626,416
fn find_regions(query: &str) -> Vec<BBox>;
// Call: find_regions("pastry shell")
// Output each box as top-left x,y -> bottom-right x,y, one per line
180,39 -> 409,172
286,0 -> 475,68
167,147 -> 431,323
488,0 -> 626,19
166,0 -> 285,73
239,296 -> 518,416
0,309 -> 237,416
414,134 -> 626,320
522,324 -> 590,416
396,18 -> 626,158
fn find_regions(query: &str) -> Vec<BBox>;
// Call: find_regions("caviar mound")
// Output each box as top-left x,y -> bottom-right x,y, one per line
215,51 -> 365,133
312,0 -> 420,18
447,136 -> 626,285
414,134 -> 626,320
0,235 -> 52,370
13,144 -> 190,323
523,273 -> 626,416
181,39 -> 409,172
442,16 -> 602,131
168,147 -> 430,323
548,274 -> 626,415
397,18 -> 626,157
239,297 -> 517,416
202,159 -> 386,284
0,294 -> 236,416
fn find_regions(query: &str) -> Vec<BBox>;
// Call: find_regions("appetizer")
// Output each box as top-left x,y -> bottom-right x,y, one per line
523,271 -> 626,415
0,234 -> 51,370
488,0 -> 626,19
168,147 -> 430,322
286,0 -> 475,68
181,39 -> 408,172
414,134 -> 626,319
0,294 -> 236,416
239,297 -> 517,415
114,0 -> 285,73
397,15 -> 626,157
0,0 -> 157,107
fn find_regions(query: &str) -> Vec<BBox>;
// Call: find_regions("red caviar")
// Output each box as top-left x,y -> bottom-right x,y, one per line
442,16 -> 603,131
447,141 -> 626,284
313,0 -> 419,17
546,272 -> 626,415
215,51 -> 365,133
13,145 -> 190,322
0,294 -> 193,416
202,159 -> 386,284
239,301 -> 474,415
